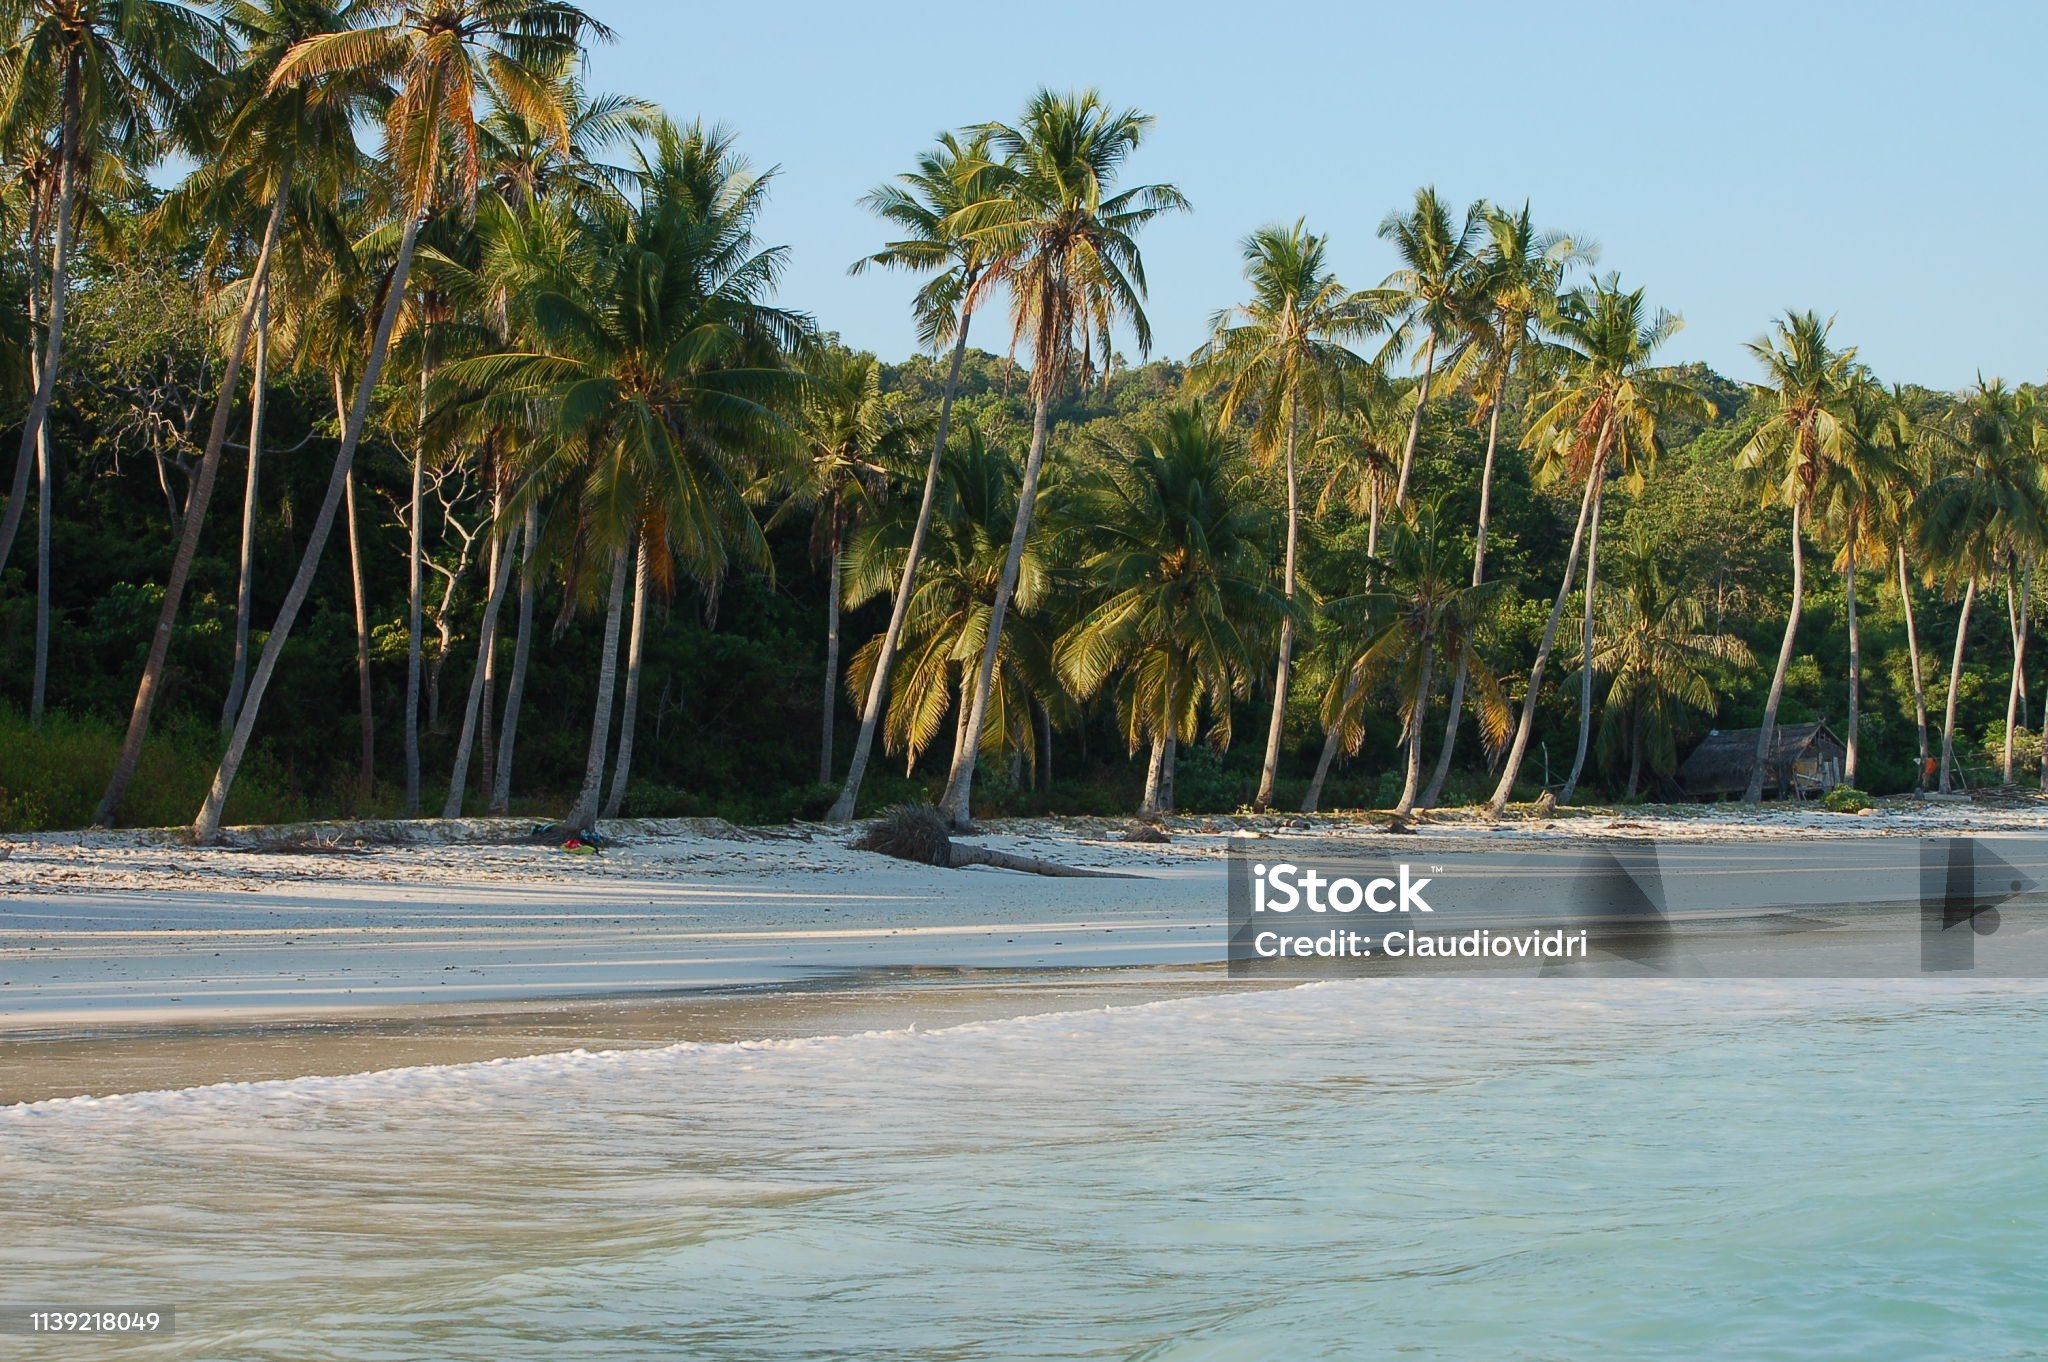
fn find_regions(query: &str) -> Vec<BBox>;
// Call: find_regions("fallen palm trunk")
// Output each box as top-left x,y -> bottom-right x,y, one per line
851,805 -> 1140,879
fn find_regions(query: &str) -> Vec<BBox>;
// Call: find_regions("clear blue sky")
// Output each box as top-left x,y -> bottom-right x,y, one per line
584,0 -> 2046,391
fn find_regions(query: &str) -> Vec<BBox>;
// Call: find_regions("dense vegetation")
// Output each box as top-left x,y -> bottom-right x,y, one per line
0,0 -> 2036,837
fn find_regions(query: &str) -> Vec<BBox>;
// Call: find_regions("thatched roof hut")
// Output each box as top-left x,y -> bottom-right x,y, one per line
1677,722 -> 1846,799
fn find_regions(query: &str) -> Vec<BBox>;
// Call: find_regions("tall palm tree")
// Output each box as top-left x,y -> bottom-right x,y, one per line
1732,310 -> 1858,802
1298,377 -> 1407,813
1376,186 -> 1480,507
1323,501 -> 1511,816
937,88 -> 1186,826
1916,380 -> 2048,793
0,0 -> 225,584
1487,277 -> 1703,817
193,0 -> 602,842
1055,404 -> 1279,814
1820,376 -> 1908,787
453,120 -> 811,832
769,345 -> 905,784
1193,219 -> 1380,810
96,0 -> 371,826
1420,202 -> 1586,808
1585,526 -> 1752,797
828,130 -> 1007,822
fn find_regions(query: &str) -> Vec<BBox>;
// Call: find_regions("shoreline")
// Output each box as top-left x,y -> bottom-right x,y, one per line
7,798 -> 2048,1103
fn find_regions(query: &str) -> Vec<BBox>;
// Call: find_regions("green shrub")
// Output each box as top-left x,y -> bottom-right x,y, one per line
0,706 -> 302,831
1822,784 -> 1873,813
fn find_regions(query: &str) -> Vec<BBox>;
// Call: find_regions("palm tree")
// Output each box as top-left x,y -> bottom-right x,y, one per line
96,0 -> 370,826
1421,202 -> 1586,808
452,120 -> 811,833
1916,380 -> 2048,793
828,130 -> 1007,822
1193,219 -> 1379,810
1487,277 -> 1703,817
1376,187 -> 1480,507
770,345 -> 905,784
1324,501 -> 1511,816
841,424 -> 1048,779
1732,310 -> 1859,802
1297,377 -> 1407,813
193,0 -> 602,842
1054,404 -> 1279,814
0,0 -> 225,586
937,88 -> 1187,826
1585,526 -> 1752,796
1820,376 -> 1908,787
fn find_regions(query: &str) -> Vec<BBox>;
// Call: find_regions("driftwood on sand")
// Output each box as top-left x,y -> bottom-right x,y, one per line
851,805 -> 1141,879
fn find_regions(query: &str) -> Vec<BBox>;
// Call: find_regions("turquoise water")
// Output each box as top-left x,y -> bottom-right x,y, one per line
4,980 -> 2045,1360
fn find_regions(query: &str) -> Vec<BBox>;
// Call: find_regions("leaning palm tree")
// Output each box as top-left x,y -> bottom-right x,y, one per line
451,119 -> 812,833
1916,380 -> 2048,793
1376,186 -> 1481,506
1192,219 -> 1381,810
1487,277 -> 1704,817
0,0 -> 225,585
1732,310 -> 1859,803
95,0 -> 370,826
1323,500 -> 1511,816
936,88 -> 1187,826
1586,526 -> 1753,797
1420,201 -> 1586,808
192,0 -> 603,842
828,130 -> 1007,821
842,425 -> 1049,779
1054,405 -> 1279,814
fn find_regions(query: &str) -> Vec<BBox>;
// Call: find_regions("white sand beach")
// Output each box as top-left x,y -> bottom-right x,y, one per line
7,798 -> 2048,1103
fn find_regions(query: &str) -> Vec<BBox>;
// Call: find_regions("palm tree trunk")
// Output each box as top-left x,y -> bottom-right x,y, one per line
602,537 -> 650,820
830,307 -> 975,822
478,511 -> 500,799
1844,547 -> 1860,787
942,381 -> 1053,827
565,545 -> 631,833
1301,677 -> 1359,814
30,391 -> 50,726
820,520 -> 842,785
94,173 -> 292,826
490,500 -> 540,814
1626,705 -> 1644,799
0,69 -> 78,584
1939,579 -> 1976,794
1254,392 -> 1302,810
1486,460 -> 1604,818
441,489 -> 518,819
194,211 -> 425,843
1140,733 -> 1167,816
2002,562 -> 2030,784
222,281 -> 269,733
1899,543 -> 1931,791
1560,478 -> 1605,804
346,467 -> 374,806
1744,499 -> 1805,803
1393,330 -> 1436,507
1421,395 -> 1505,809
403,362 -> 427,817
1395,640 -> 1437,815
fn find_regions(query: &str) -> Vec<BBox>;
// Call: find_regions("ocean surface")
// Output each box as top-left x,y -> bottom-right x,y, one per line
4,978 -> 2045,1360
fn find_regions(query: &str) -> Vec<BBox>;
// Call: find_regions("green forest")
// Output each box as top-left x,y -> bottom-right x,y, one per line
0,0 -> 2037,838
